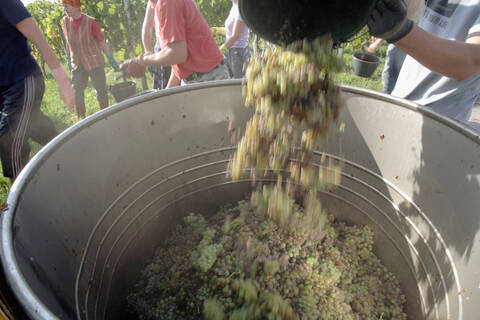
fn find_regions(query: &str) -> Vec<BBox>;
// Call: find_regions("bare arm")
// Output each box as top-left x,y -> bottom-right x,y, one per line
17,17 -> 61,70
395,25 -> 480,81
223,19 -> 247,49
16,17 -> 74,108
140,40 -> 188,66
142,2 -> 155,54
98,39 -> 112,55
166,72 -> 180,88
367,37 -> 384,54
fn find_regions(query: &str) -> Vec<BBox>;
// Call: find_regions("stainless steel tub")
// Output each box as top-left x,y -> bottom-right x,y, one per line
1,80 -> 479,319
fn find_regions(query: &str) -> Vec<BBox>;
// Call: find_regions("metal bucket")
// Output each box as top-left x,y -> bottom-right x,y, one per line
108,81 -> 137,103
1,80 -> 480,319
352,51 -> 381,78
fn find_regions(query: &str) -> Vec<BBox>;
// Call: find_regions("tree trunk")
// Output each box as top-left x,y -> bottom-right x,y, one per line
123,0 -> 132,26
123,0 -> 134,58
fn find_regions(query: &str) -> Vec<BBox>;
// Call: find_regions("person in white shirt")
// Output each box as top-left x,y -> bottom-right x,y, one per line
219,0 -> 250,78
368,0 -> 480,122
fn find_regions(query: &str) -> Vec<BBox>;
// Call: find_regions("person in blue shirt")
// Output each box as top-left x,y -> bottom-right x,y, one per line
368,0 -> 480,122
0,0 -> 74,180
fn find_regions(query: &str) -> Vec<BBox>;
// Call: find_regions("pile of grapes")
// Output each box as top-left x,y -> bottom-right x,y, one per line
127,37 -> 407,319
128,199 -> 406,319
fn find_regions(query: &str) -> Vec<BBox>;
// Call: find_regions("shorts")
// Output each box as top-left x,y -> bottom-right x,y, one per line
225,47 -> 251,79
184,60 -> 230,84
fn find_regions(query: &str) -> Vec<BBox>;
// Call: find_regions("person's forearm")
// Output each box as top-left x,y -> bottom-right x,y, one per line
16,17 -> 61,70
372,38 -> 384,47
142,29 -> 153,53
142,5 -> 155,53
166,72 -> 180,88
99,40 -> 112,55
224,35 -> 239,49
395,26 -> 480,81
224,20 -> 246,49
368,38 -> 384,53
16,17 -> 74,108
141,41 -> 187,66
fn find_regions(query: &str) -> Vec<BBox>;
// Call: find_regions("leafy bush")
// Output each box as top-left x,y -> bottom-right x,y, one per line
344,27 -> 372,53
0,175 -> 10,206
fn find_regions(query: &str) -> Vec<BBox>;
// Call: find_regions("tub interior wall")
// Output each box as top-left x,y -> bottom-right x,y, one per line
7,82 -> 480,320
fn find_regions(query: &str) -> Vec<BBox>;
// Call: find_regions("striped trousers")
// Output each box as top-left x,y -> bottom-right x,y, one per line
0,65 -> 58,180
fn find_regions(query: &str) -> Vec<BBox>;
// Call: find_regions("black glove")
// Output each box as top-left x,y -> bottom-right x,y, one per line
367,0 -> 414,43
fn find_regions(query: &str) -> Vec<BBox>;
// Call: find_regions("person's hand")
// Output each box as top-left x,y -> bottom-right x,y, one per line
367,0 -> 413,43
107,53 -> 119,72
51,67 -> 75,109
119,56 -> 146,78
219,44 -> 228,55
367,37 -> 382,54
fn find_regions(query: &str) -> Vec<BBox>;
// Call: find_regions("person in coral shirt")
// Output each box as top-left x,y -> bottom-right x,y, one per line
121,0 -> 229,88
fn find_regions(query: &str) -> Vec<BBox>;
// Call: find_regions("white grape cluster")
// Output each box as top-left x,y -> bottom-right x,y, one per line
128,201 -> 407,320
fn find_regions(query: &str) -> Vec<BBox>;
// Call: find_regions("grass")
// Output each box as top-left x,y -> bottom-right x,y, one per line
0,44 -> 387,203
29,64 -> 151,155
334,44 -> 387,91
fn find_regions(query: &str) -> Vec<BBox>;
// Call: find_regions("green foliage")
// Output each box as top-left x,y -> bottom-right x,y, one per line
196,0 -> 232,28
333,45 -> 387,91
27,0 -> 146,65
0,176 -> 11,205
344,26 -> 371,53
27,0 -> 66,71
87,0 -> 146,58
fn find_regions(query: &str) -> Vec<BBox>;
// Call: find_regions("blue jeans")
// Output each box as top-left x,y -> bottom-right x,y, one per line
225,47 -> 251,79
149,45 -> 171,90
382,44 -> 406,94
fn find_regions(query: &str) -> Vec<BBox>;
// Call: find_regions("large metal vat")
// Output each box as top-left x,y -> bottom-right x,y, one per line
1,80 -> 479,319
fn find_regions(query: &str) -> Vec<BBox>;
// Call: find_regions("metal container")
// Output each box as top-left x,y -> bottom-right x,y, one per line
108,81 -> 137,103
352,51 -> 381,78
1,80 -> 480,319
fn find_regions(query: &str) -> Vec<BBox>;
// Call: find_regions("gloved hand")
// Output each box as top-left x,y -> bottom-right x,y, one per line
219,44 -> 228,55
51,66 -> 75,109
367,0 -> 413,43
211,27 -> 227,36
107,53 -> 119,72
119,56 -> 146,78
